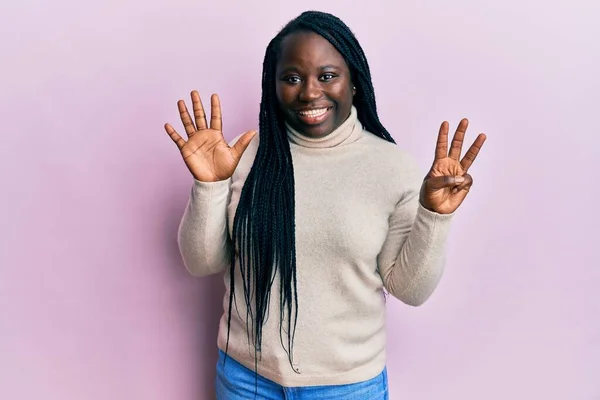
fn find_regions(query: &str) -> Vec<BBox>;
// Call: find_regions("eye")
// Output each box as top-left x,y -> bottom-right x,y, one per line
320,73 -> 336,81
283,76 -> 301,84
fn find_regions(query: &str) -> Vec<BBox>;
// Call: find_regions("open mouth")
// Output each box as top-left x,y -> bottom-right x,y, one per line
296,107 -> 332,124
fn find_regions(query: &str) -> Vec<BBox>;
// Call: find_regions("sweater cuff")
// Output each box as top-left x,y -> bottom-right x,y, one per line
416,202 -> 455,221
191,178 -> 231,202
413,203 -> 454,239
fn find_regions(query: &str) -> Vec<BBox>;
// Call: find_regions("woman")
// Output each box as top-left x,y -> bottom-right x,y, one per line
164,10 -> 486,400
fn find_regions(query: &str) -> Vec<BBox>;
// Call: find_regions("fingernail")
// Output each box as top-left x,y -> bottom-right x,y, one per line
455,176 -> 465,184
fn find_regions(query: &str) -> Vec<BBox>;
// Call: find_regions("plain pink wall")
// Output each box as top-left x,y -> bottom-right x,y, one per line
1,0 -> 598,399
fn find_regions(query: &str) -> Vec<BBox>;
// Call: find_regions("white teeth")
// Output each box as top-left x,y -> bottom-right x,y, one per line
298,108 -> 328,117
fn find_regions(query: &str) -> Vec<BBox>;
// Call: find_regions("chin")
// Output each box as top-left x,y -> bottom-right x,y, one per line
293,116 -> 336,138
298,124 -> 333,138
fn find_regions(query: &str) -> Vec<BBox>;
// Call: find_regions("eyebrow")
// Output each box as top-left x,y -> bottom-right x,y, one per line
279,64 -> 342,74
318,65 -> 342,71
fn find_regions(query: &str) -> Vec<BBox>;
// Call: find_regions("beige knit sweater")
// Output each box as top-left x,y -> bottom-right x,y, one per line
177,106 -> 454,386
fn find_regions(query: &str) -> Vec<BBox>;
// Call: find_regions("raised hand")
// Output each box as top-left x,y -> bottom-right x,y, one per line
164,91 -> 257,182
419,118 -> 486,214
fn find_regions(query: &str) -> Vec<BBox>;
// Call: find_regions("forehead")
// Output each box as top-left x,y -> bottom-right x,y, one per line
277,31 -> 348,70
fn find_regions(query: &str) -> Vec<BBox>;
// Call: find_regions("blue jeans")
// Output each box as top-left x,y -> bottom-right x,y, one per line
215,350 -> 389,399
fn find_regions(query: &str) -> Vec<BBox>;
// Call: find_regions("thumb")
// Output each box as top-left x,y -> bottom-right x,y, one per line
230,130 -> 257,161
425,175 -> 467,190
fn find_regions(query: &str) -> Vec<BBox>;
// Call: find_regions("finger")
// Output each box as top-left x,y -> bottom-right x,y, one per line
210,94 -> 222,131
178,100 -> 196,136
460,133 -> 487,172
435,121 -> 449,160
164,123 -> 186,150
451,173 -> 473,194
230,130 -> 257,161
425,175 -> 467,190
191,90 -> 208,130
449,118 -> 468,160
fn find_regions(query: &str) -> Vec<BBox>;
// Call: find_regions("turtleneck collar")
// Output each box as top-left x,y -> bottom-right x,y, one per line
285,106 -> 362,149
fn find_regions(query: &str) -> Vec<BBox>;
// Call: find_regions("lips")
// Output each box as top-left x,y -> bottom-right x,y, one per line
295,107 -> 333,125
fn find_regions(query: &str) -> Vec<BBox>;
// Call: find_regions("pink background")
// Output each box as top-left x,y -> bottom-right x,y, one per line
1,0 -> 598,399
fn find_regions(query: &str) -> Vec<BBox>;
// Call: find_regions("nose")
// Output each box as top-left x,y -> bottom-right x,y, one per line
298,78 -> 322,102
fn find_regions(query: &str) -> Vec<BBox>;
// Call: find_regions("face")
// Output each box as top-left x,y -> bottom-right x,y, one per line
275,31 -> 355,139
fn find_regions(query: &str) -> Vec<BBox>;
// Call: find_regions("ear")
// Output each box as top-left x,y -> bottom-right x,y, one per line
352,84 -> 356,96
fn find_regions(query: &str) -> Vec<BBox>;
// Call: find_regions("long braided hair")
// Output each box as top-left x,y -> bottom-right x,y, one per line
225,10 -> 396,372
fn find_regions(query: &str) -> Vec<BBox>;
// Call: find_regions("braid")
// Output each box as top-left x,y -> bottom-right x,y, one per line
223,10 -> 395,377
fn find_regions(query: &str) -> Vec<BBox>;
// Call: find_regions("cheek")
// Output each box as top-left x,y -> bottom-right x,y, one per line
276,84 -> 294,107
333,82 -> 354,107
275,83 -> 284,105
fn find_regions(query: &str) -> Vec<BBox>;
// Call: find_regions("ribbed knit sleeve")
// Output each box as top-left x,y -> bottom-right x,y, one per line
177,178 -> 232,277
377,165 -> 454,306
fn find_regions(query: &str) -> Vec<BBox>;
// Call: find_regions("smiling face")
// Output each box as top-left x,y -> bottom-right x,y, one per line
275,31 -> 355,139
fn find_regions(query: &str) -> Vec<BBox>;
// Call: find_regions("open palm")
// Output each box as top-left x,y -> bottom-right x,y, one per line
164,91 -> 256,182
420,118 -> 487,214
